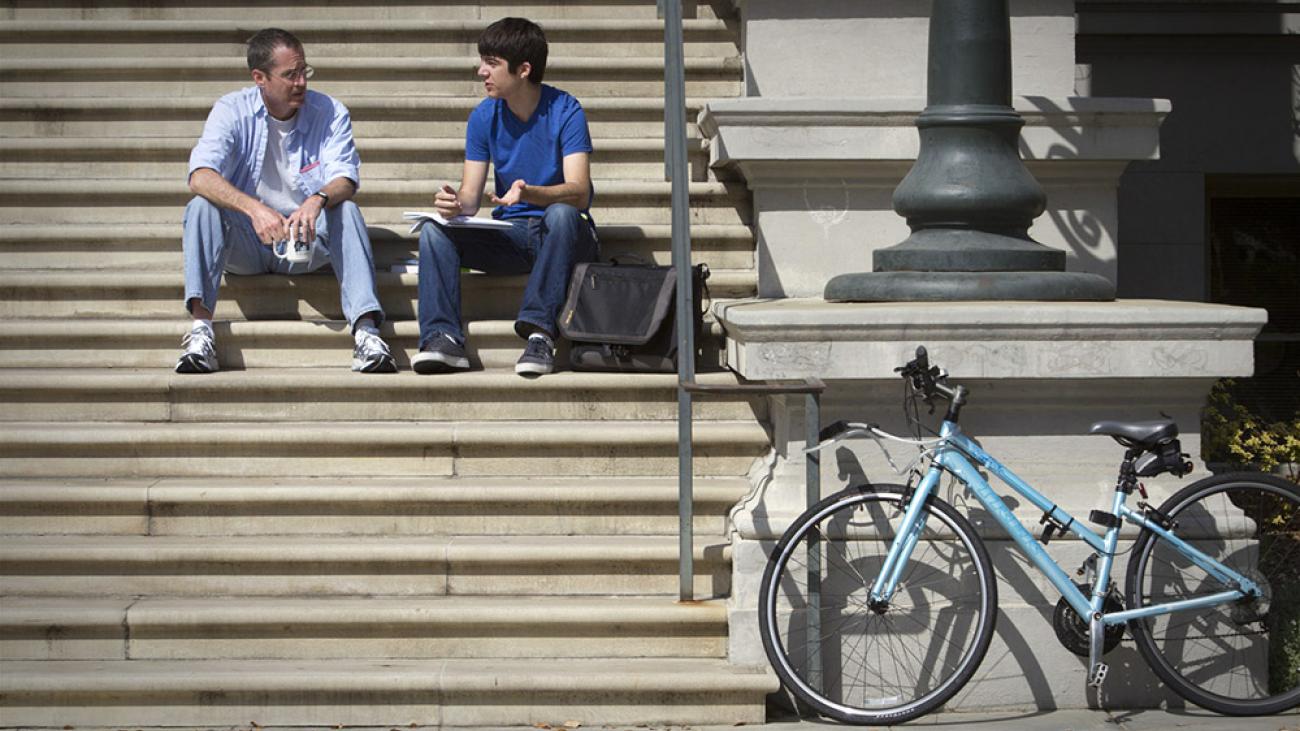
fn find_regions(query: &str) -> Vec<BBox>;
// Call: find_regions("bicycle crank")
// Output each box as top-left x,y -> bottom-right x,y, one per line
1052,583 -> 1124,658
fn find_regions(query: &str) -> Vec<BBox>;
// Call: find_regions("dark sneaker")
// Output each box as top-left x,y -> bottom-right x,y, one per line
412,333 -> 470,374
174,324 -> 218,374
352,330 -> 397,373
515,336 -> 554,378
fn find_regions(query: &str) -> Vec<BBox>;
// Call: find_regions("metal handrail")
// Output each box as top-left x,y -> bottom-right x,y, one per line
659,0 -> 698,601
660,0 -> 827,601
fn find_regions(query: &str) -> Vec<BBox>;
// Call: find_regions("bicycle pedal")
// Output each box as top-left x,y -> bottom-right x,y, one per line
1088,662 -> 1109,688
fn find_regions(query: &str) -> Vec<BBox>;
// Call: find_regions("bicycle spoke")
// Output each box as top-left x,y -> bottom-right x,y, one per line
760,488 -> 996,723
1127,476 -> 1300,715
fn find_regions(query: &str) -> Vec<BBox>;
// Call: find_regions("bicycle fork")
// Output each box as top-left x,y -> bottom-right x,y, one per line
866,467 -> 944,608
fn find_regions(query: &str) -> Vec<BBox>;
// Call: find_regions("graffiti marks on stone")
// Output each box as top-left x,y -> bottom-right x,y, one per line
803,182 -> 850,241
759,341 -> 832,374
946,344 -> 1027,376
1151,346 -> 1209,374
1043,343 -> 1114,375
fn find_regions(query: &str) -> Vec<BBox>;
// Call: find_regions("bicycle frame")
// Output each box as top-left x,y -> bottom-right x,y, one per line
869,420 -> 1262,626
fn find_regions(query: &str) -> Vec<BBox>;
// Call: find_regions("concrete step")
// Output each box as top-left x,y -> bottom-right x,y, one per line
0,268 -> 755,320
0,56 -> 743,99
0,657 -> 771,727
0,595 -> 728,660
0,222 -> 754,271
0,534 -> 733,597
0,179 -> 751,226
0,17 -> 738,58
0,318 -> 731,370
0,94 -> 711,138
0,135 -> 715,181
0,369 -> 764,422
0,419 -> 770,478
0,475 -> 752,537
0,2 -> 736,22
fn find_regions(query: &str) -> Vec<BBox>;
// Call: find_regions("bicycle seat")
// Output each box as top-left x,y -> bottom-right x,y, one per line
1088,419 -> 1178,448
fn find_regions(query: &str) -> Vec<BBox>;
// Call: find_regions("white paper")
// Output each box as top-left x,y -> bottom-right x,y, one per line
402,210 -> 515,234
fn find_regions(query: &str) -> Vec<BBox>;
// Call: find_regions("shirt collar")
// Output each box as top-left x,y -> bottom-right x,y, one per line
253,86 -> 306,133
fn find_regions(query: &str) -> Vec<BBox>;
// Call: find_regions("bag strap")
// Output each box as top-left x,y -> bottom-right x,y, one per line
607,253 -> 653,267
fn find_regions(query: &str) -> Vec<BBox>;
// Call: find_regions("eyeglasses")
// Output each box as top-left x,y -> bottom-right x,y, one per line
269,65 -> 314,82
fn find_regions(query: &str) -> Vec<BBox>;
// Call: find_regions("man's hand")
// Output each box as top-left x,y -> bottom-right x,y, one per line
286,194 -> 326,243
433,184 -> 464,218
488,179 -> 527,207
248,202 -> 290,245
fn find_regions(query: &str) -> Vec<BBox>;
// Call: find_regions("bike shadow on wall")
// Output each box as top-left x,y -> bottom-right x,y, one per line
826,446 -> 1184,715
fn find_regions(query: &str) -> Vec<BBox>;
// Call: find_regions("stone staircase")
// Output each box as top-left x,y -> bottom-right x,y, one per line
0,2 -> 776,726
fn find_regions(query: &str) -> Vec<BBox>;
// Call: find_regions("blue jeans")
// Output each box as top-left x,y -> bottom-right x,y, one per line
416,203 -> 599,348
182,196 -> 385,329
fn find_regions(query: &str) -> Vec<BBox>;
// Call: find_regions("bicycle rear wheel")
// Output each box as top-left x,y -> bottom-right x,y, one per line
758,485 -> 997,724
1126,472 -> 1300,715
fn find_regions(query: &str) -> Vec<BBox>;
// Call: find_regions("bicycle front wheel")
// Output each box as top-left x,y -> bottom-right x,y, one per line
758,485 -> 997,725
1126,472 -> 1300,715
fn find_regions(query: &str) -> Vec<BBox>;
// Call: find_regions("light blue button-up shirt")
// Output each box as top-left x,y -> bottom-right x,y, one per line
187,86 -> 361,199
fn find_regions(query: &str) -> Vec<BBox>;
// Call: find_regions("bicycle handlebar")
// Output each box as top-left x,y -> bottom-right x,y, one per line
896,346 -> 968,420
811,346 -> 970,448
896,345 -> 944,397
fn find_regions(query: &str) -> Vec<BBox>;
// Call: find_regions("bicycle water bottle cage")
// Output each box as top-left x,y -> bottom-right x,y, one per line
1038,511 -> 1070,545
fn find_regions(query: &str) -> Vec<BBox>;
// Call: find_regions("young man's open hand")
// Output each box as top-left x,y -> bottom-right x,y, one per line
488,178 -> 527,207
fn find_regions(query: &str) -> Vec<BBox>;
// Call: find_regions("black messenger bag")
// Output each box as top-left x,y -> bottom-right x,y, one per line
558,256 -> 709,373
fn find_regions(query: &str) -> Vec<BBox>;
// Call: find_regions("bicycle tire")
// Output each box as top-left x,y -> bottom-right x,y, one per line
1126,472 -> 1300,715
758,484 -> 997,724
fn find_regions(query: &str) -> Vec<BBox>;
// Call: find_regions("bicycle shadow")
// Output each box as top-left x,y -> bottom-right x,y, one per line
954,494 -> 1183,712
819,449 -> 1186,714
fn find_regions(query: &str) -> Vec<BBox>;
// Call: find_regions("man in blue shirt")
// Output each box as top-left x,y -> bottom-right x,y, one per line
178,28 -> 395,374
413,17 -> 598,377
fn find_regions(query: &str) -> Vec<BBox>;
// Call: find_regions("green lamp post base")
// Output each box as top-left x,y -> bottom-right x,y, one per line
825,270 -> 1116,302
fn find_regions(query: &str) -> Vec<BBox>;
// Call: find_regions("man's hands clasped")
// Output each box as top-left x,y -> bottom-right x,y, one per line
250,195 -> 326,247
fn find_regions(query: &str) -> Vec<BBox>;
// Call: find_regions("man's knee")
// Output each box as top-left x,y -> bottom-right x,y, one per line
335,199 -> 362,220
543,202 -> 581,228
184,196 -> 220,223
418,224 -> 456,254
328,199 -> 367,232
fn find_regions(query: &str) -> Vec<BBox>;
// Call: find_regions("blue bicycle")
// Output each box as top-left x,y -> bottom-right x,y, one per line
759,346 -> 1300,724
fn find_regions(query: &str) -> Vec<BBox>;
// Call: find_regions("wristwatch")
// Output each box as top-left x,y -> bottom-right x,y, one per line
313,191 -> 330,206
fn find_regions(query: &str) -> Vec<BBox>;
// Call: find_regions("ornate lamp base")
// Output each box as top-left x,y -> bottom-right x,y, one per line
824,270 -> 1116,302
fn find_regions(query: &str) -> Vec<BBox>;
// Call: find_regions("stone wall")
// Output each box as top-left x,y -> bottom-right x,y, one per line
1076,1 -> 1300,301
709,0 -> 1274,712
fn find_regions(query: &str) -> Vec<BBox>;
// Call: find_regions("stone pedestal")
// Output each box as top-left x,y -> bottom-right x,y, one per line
718,299 -> 1266,710
698,96 -> 1169,299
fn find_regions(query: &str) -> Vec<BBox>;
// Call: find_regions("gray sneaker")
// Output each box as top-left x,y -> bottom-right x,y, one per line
352,330 -> 397,373
175,324 -> 218,374
412,333 -> 471,374
515,336 -> 554,377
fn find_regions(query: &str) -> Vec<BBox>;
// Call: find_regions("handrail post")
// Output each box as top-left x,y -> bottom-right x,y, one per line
662,0 -> 696,602
806,391 -> 820,511
803,390 -> 822,685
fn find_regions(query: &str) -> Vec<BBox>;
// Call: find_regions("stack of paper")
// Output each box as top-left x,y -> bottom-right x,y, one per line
402,211 -> 515,234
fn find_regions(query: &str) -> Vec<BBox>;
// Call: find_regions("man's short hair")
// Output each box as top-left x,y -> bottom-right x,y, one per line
247,28 -> 303,72
478,17 -> 548,85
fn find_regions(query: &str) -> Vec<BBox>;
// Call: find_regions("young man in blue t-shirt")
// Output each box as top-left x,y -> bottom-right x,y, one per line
413,17 -> 598,377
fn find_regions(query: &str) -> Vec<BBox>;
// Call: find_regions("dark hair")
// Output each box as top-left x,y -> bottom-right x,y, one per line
246,28 -> 303,72
478,17 -> 548,85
